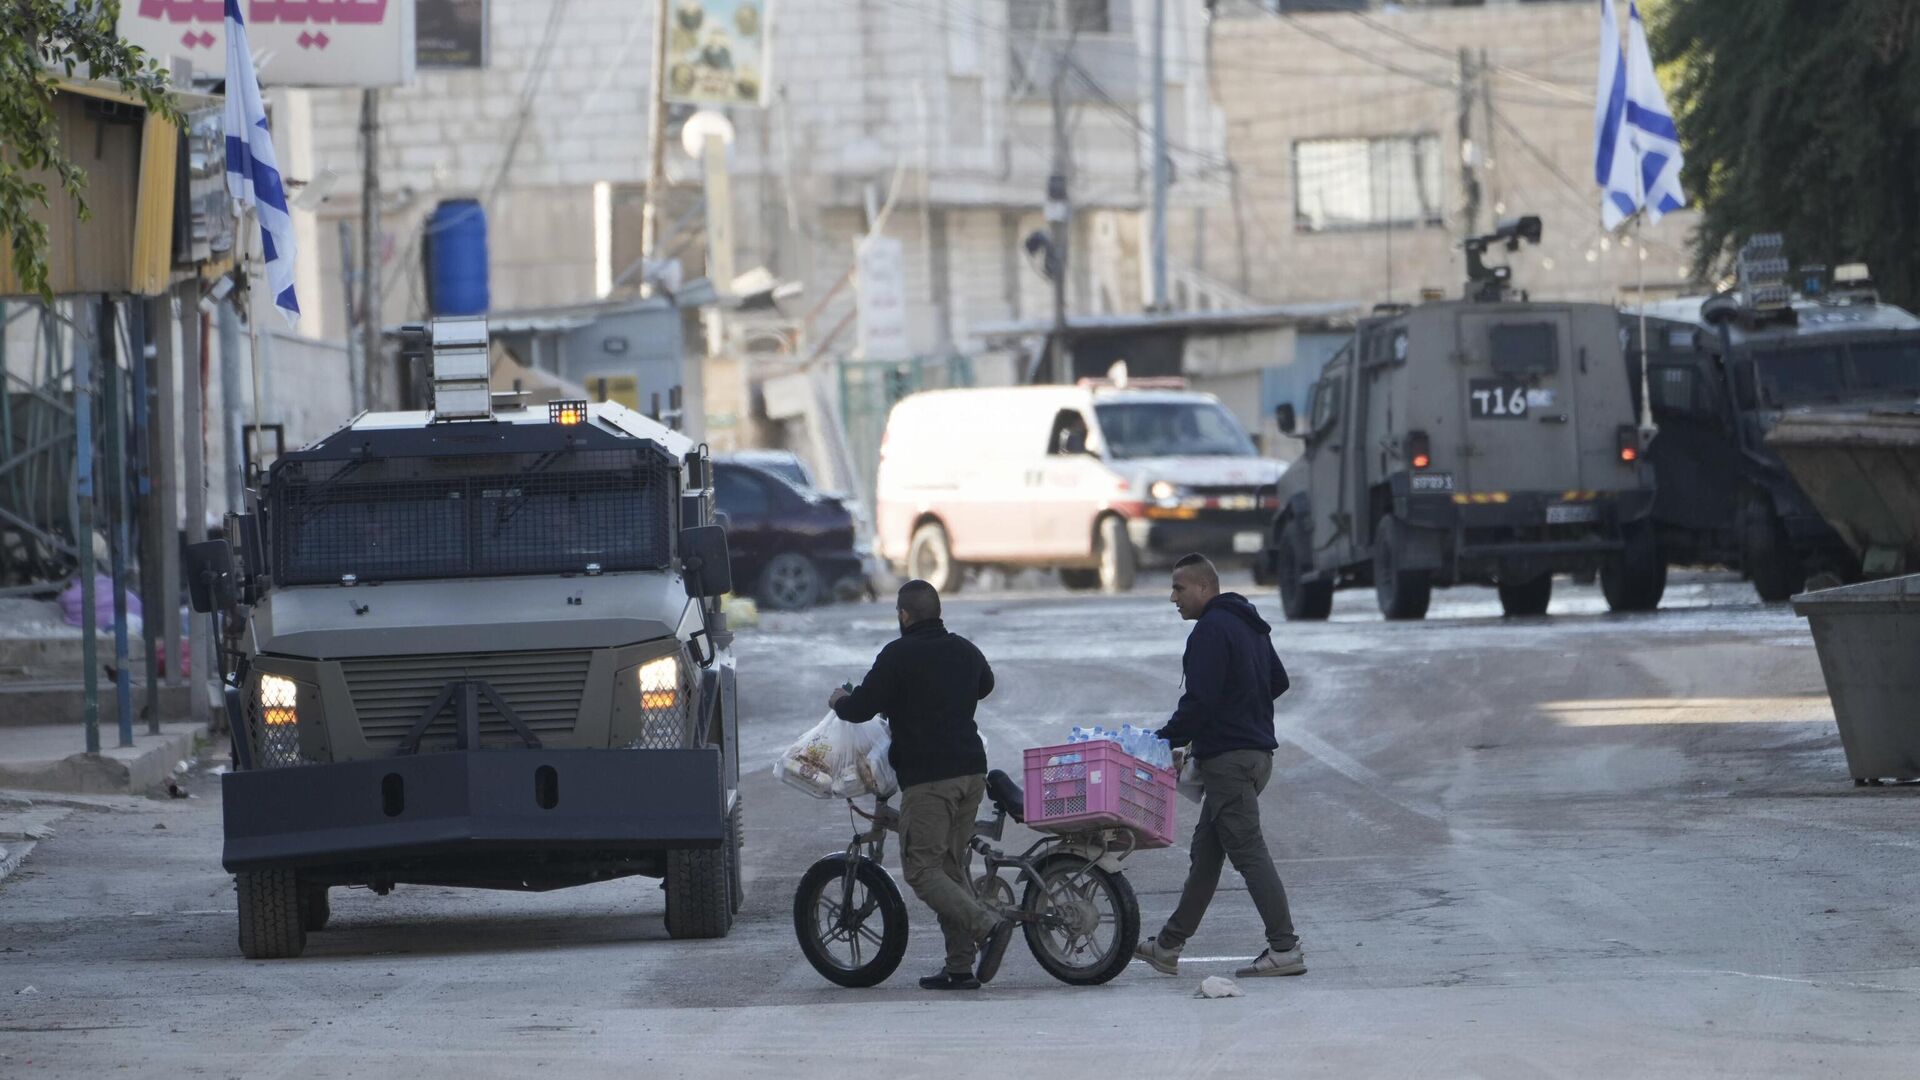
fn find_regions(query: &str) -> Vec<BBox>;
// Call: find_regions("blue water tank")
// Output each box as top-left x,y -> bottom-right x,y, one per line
425,199 -> 490,315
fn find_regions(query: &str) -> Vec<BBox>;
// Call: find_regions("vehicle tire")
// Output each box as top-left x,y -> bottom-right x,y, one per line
1276,520 -> 1333,622
1251,555 -> 1277,588
1372,519 -> 1432,621
793,854 -> 910,988
758,552 -> 821,611
907,522 -> 963,594
1020,853 -> 1139,987
1497,574 -> 1553,617
1095,515 -> 1137,594
236,869 -> 306,959
665,843 -> 733,939
1059,568 -> 1101,591
300,884 -> 331,932
1602,524 -> 1667,613
727,797 -> 745,916
1744,501 -> 1802,604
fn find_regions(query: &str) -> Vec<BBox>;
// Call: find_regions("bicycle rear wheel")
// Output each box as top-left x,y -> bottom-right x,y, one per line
1020,853 -> 1139,986
793,853 -> 909,988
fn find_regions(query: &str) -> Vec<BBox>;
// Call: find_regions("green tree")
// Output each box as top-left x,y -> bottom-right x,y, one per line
2,0 -> 178,300
1653,1 -> 1920,308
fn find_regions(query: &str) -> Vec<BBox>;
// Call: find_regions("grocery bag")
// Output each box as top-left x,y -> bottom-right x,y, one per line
774,711 -> 895,799
1176,754 -> 1204,805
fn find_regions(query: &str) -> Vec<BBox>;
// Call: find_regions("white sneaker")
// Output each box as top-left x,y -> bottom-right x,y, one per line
1235,944 -> 1307,977
1134,937 -> 1181,976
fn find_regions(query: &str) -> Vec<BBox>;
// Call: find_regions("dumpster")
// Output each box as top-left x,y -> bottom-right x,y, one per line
1791,573 -> 1920,784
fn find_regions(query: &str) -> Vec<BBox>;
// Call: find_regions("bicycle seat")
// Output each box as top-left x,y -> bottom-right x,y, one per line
986,769 -> 1025,825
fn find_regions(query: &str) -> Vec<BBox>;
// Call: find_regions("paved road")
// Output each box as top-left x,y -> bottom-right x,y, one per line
3,576 -> 1917,1078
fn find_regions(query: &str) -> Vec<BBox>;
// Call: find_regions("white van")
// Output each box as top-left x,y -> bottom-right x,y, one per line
875,382 -> 1284,592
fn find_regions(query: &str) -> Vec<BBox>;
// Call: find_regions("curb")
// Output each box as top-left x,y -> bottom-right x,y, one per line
0,724 -> 208,796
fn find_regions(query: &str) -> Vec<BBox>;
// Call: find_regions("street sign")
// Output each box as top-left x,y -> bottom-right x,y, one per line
855,236 -> 910,363
664,0 -> 769,107
121,0 -> 417,88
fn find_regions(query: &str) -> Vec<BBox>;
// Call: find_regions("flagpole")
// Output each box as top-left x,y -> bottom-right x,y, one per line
235,203 -> 267,478
1635,211 -> 1655,438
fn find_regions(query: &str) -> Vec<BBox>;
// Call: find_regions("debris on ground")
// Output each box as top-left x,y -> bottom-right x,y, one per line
1194,976 -> 1243,999
17,985 -> 38,995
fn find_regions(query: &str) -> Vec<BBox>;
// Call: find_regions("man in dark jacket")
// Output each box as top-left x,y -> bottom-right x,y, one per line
1135,554 -> 1305,979
829,579 -> 1007,990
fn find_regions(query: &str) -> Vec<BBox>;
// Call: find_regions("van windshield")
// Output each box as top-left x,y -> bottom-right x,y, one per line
1093,401 -> 1257,459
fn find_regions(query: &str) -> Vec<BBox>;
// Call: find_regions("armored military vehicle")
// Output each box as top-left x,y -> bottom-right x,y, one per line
185,317 -> 742,959
1625,235 -> 1920,600
1267,217 -> 1663,620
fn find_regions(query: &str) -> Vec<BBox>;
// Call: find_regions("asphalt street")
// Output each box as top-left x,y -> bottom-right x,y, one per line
2,574 -> 1916,1078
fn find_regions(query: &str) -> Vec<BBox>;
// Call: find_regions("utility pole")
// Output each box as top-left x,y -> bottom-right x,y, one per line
360,89 -> 382,408
338,219 -> 365,413
1045,0 -> 1073,384
640,0 -> 672,278
1148,0 -> 1169,312
1457,47 -> 1482,239
1479,47 -> 1496,222
74,300 -> 99,754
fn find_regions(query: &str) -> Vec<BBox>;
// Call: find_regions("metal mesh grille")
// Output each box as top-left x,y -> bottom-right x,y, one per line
628,653 -> 697,749
247,695 -> 307,769
268,448 -> 672,586
341,650 -> 591,752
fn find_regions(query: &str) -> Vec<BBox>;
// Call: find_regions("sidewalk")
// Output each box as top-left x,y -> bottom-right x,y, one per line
0,722 -> 210,796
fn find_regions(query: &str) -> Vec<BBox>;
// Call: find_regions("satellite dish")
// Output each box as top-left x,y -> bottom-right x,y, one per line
681,110 -> 736,159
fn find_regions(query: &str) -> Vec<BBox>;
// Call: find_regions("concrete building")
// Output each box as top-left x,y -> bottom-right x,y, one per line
1185,0 -> 1701,310
285,0 -> 1230,377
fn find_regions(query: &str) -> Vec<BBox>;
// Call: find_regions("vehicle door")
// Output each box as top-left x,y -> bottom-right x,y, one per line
1453,308 -> 1581,495
1031,406 -> 1106,559
712,465 -> 776,584
1303,343 -> 1356,567
1351,322 -> 1404,554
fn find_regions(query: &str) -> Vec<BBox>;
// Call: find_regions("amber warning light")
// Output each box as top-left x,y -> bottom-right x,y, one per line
1617,425 -> 1640,463
549,399 -> 588,426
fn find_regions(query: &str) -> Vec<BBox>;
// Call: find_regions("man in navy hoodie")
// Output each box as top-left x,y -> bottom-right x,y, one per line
1135,553 -> 1304,979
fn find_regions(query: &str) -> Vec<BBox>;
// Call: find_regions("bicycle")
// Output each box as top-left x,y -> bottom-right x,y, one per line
792,768 -> 1144,988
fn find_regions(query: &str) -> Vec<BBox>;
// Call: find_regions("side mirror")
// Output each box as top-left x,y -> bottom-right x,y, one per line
679,524 -> 734,599
185,539 -> 237,614
1274,403 -> 1297,436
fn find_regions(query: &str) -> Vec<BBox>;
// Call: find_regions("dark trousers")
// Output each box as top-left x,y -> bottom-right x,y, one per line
900,774 -> 997,974
1159,748 -> 1298,953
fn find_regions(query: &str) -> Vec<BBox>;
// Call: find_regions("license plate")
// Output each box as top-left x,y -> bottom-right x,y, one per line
1233,531 -> 1263,554
1546,504 -> 1599,524
1410,472 -> 1455,493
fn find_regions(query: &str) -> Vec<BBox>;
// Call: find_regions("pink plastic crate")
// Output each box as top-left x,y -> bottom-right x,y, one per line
1022,740 -> 1179,849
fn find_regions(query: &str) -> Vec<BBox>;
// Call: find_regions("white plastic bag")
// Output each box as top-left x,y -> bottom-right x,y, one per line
1177,753 -> 1204,805
774,711 -> 895,799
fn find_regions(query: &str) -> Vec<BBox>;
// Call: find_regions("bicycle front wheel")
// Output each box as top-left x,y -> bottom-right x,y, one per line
1021,852 -> 1139,986
793,853 -> 909,988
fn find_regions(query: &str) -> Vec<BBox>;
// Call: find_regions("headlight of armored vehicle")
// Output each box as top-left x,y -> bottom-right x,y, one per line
615,651 -> 692,749
250,671 -> 318,768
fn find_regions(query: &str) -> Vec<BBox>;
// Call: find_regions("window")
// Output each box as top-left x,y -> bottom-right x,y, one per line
1092,401 -> 1256,459
1848,340 -> 1920,394
713,468 -> 771,516
1751,346 -> 1845,406
1293,135 -> 1443,232
1490,323 -> 1559,375
1308,379 -> 1344,437
1047,409 -> 1091,456
1010,0 -> 1109,35
1650,365 -> 1701,414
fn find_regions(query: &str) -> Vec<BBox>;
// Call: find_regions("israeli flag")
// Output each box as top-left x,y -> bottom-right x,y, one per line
1593,0 -> 1640,230
1624,1 -> 1687,221
223,0 -> 301,326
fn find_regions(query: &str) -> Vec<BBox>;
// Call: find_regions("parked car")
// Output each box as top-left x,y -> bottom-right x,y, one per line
718,449 -> 818,492
713,460 -> 868,609
874,382 -> 1282,593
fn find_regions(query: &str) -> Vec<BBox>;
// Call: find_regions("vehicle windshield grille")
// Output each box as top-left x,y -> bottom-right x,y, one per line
267,448 -> 673,585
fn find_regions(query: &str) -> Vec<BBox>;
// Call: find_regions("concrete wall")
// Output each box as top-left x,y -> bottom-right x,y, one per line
1184,2 -> 1702,308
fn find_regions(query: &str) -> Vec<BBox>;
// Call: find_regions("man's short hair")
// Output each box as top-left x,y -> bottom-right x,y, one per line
1173,553 -> 1220,589
897,579 -> 941,623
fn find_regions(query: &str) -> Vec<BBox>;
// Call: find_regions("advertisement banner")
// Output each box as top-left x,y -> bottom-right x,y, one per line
664,0 -> 769,108
855,236 -> 910,363
417,0 -> 485,68
121,0 -> 417,88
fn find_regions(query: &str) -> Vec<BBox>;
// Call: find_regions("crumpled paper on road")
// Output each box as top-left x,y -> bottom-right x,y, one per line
1193,975 -> 1243,999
